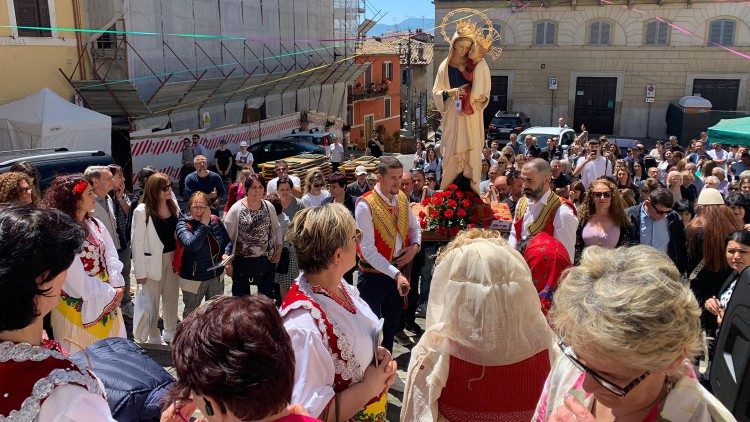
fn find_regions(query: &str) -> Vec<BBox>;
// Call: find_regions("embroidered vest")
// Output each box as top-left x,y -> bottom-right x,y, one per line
0,341 -> 105,420
57,220 -> 118,339
281,279 -> 387,422
513,192 -> 571,242
357,190 -> 411,270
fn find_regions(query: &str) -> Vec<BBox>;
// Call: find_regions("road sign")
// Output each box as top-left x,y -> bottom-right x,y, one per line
549,77 -> 558,90
646,98 -> 655,103
646,84 -> 656,98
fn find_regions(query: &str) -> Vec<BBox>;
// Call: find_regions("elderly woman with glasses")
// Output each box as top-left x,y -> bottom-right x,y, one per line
534,245 -> 734,421
282,203 -> 396,421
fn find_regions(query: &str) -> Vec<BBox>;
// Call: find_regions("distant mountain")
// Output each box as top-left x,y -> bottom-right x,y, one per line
368,18 -> 435,36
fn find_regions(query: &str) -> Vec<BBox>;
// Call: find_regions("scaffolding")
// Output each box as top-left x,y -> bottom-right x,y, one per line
62,0 -> 366,130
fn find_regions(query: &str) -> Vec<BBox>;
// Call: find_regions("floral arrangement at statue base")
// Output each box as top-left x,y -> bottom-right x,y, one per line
418,184 -> 494,238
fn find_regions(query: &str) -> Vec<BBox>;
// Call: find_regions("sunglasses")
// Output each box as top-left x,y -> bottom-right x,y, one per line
558,339 -> 650,397
352,228 -> 363,244
591,191 -> 612,199
648,201 -> 672,215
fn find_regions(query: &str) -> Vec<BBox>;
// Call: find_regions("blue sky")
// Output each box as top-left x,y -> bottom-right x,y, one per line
364,0 -> 434,25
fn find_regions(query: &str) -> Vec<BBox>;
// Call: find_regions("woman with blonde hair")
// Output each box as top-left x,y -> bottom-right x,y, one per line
301,170 -> 330,208
666,170 -> 684,202
573,177 -> 635,263
43,174 -> 126,352
534,245 -> 734,421
0,171 -> 34,205
402,229 -> 554,421
282,203 -> 396,421
131,172 -> 180,344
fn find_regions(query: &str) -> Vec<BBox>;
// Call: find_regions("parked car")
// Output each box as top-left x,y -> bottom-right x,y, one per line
517,126 -> 577,152
0,149 -> 113,191
486,111 -> 531,143
248,139 -> 326,172
283,128 -> 336,146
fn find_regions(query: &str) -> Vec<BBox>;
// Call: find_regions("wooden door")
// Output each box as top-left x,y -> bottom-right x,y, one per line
574,77 -> 617,135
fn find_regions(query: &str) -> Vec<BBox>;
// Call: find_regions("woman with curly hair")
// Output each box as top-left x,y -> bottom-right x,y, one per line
686,188 -> 743,342
573,177 -> 636,263
43,174 -> 126,352
9,160 -> 41,202
0,171 -> 34,205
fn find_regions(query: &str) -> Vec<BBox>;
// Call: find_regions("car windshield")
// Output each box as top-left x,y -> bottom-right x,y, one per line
492,117 -> 518,127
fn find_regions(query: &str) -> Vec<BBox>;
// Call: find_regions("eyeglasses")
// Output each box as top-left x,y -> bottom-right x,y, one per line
653,207 -> 672,215
591,191 -> 612,199
352,228 -> 363,244
558,339 -> 650,397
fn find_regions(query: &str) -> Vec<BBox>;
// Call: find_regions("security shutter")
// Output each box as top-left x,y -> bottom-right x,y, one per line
13,0 -> 51,37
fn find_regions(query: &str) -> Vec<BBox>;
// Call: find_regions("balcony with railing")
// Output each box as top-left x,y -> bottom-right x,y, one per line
348,80 -> 391,103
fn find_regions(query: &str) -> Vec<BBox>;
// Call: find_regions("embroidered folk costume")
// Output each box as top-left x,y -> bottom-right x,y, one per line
282,275 -> 387,421
508,190 -> 578,261
51,218 -> 126,353
357,189 -> 411,271
0,341 -> 113,421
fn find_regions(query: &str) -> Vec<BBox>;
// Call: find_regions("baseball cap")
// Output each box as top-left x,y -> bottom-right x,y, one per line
697,188 -> 724,206
355,165 -> 367,176
240,141 -> 248,147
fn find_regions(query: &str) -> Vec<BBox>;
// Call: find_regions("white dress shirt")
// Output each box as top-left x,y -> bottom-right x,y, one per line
577,155 -> 613,189
508,189 -> 578,260
355,184 -> 422,279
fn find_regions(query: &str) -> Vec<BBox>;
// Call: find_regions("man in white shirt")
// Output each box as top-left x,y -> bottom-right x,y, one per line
508,158 -> 578,260
329,137 -> 345,172
355,156 -> 421,352
573,137 -> 613,189
707,142 -> 728,168
266,159 -> 302,198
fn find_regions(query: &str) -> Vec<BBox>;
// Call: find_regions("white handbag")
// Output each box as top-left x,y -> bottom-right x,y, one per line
133,283 -> 153,342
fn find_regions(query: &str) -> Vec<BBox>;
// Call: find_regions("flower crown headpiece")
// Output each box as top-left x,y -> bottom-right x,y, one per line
73,180 -> 88,195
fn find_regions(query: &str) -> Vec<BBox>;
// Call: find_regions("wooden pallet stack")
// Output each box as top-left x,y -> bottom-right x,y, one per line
339,156 -> 380,182
259,154 -> 332,182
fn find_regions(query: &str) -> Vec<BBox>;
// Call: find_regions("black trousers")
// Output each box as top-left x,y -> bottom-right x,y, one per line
231,255 -> 277,301
400,248 -> 425,330
357,272 -> 402,352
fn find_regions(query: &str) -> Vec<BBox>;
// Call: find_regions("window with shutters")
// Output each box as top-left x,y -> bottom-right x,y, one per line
644,20 -> 669,46
535,21 -> 556,45
384,97 -> 391,118
382,61 -> 393,81
589,21 -> 611,45
708,19 -> 735,47
13,0 -> 51,37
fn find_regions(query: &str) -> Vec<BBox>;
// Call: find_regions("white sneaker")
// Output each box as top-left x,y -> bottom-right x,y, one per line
162,329 -> 175,344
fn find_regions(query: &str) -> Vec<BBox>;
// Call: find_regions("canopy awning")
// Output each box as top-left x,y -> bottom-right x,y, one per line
707,117 -> 750,146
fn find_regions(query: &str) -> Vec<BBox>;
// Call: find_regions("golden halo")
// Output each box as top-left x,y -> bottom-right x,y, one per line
440,8 -> 494,44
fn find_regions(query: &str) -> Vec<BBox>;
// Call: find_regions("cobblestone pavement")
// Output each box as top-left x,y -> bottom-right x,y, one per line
129,271 -> 421,422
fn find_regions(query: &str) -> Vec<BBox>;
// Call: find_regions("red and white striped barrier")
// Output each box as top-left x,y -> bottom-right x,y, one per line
130,113 -> 300,186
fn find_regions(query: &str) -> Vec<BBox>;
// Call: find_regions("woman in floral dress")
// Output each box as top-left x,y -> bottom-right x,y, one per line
43,174 -> 126,353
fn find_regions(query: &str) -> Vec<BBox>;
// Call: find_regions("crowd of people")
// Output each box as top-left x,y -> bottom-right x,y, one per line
0,122 -> 748,421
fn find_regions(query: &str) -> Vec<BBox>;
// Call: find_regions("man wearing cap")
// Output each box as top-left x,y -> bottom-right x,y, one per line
346,165 -> 371,198
235,141 -> 254,171
626,187 -> 687,273
213,139 -> 234,182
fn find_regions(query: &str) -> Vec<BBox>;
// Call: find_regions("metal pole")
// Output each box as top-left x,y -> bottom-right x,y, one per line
646,101 -> 652,138
407,30 -> 413,130
550,89 -> 554,126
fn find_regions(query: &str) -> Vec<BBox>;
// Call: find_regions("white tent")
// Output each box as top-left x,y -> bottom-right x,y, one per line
0,88 -> 111,154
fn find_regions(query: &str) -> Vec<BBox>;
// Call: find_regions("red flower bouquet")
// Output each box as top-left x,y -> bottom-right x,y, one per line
419,184 -> 494,237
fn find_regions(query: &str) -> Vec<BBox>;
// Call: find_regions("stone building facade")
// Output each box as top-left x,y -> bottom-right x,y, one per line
434,0 -> 750,138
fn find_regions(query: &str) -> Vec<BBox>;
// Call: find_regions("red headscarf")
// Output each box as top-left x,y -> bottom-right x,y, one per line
521,232 -> 572,315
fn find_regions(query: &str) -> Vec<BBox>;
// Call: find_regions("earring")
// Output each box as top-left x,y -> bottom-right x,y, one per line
204,398 -> 214,416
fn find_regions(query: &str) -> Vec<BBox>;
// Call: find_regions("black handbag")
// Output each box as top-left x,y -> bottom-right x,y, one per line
275,247 -> 291,274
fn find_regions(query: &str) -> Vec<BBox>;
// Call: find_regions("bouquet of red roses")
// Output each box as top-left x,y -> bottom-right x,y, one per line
418,183 -> 494,237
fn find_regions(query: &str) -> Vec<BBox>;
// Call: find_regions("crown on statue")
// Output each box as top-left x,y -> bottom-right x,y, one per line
455,19 -> 478,37
473,27 -> 503,60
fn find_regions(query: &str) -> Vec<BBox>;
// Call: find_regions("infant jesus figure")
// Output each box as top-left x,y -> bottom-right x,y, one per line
458,41 -> 491,116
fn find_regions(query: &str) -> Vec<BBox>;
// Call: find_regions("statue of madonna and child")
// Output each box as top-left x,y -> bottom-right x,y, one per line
433,9 -> 502,194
